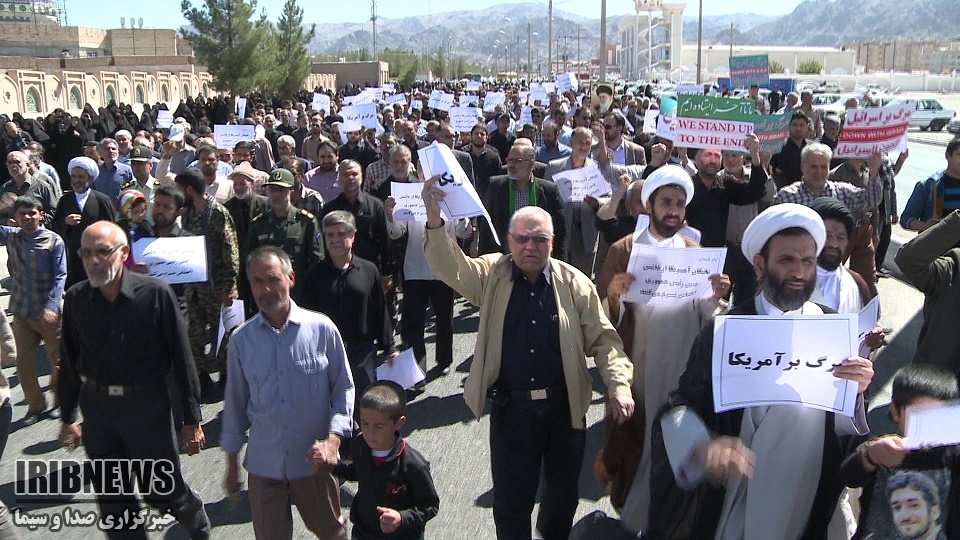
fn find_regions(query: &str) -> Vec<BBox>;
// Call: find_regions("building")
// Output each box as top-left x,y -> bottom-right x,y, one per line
617,0 -> 685,80
846,39 -> 960,74
310,61 -> 388,90
684,45 -> 857,81
0,0 -> 336,118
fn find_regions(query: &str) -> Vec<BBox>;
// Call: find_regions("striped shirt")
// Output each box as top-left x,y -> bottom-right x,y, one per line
0,226 -> 66,319
774,179 -> 882,221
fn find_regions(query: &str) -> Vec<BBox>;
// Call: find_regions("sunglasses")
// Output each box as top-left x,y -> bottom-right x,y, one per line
510,233 -> 550,245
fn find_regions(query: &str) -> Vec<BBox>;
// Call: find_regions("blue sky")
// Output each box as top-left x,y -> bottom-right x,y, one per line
69,0 -> 805,30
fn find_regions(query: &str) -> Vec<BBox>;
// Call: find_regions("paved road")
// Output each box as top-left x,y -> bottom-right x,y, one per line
0,131 -> 943,538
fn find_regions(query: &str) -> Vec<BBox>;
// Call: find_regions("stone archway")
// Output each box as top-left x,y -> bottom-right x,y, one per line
105,85 -> 116,105
160,83 -> 169,102
135,84 -> 144,104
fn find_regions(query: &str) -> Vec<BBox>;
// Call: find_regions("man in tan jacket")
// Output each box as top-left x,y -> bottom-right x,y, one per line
421,176 -> 634,540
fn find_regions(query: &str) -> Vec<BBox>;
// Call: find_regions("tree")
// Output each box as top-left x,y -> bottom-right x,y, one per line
797,60 -> 823,75
181,0 -> 276,95
768,60 -> 785,74
273,0 -> 315,97
454,57 -> 468,80
432,46 -> 447,81
399,58 -> 420,88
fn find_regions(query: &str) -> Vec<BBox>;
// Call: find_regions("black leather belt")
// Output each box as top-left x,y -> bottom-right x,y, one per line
82,377 -> 158,397
507,386 -> 566,401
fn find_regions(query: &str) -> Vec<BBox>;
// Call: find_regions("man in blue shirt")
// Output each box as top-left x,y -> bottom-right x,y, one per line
93,137 -> 133,204
0,195 -> 66,425
223,246 -> 354,540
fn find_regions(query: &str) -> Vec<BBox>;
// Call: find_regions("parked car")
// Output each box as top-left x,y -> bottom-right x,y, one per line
948,117 -> 960,134
890,98 -> 957,131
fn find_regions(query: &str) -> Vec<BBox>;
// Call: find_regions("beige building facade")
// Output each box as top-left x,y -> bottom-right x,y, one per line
846,39 -> 960,74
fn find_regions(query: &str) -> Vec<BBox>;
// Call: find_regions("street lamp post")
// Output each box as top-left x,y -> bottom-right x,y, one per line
599,0 -> 607,82
696,0 -> 703,84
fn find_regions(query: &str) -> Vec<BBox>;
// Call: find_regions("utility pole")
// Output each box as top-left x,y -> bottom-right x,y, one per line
548,0 -> 553,78
696,0 -> 703,84
371,0 -> 378,62
516,34 -> 521,80
577,26 -> 581,77
599,0 -> 607,82
528,22 -> 532,81
729,22 -> 734,58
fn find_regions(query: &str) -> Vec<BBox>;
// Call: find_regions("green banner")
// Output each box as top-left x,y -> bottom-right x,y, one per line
677,95 -> 755,121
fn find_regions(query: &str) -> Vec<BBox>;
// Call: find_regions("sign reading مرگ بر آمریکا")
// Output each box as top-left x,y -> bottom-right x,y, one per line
729,54 -> 770,88
711,314 -> 859,417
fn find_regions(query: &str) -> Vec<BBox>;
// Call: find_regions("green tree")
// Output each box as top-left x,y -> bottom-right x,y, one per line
797,60 -> 823,75
454,57 -> 468,80
433,46 -> 447,81
181,0 -> 276,94
399,58 -> 420,88
357,48 -> 373,62
768,60 -> 785,74
272,0 -> 315,97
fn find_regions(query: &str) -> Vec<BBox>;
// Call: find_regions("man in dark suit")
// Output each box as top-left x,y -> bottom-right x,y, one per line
51,156 -> 115,289
479,141 -> 565,259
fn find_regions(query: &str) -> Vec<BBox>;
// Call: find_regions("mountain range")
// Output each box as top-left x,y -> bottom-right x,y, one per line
304,0 -> 960,65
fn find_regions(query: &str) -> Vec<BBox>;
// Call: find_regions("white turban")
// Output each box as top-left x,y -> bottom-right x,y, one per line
67,156 -> 99,180
640,165 -> 695,207
741,203 -> 826,261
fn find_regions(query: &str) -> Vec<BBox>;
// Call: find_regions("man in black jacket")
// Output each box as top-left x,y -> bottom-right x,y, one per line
479,141 -> 565,259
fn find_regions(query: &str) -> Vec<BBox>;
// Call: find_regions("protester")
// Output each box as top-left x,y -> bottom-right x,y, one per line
52,156 -> 115,289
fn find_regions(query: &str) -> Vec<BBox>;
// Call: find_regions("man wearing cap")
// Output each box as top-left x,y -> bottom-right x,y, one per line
242,168 -> 322,304
52,157 -> 116,289
224,161 -> 269,249
597,165 -> 730,535
648,203 -> 874,539
164,123 -> 196,176
174,168 -> 239,394
120,145 -> 159,223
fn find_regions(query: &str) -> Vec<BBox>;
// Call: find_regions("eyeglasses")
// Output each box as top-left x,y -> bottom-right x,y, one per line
505,158 -> 533,164
78,245 -> 123,260
509,233 -> 550,245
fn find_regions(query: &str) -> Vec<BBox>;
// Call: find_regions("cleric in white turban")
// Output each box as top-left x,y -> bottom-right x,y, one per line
741,202 -> 826,261
67,156 -> 99,181
640,164 -> 695,207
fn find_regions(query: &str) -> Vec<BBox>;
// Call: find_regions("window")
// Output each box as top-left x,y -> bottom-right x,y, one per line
183,83 -> 189,98
202,83 -> 208,98
135,84 -> 144,104
105,85 -> 115,104
160,84 -> 169,101
69,86 -> 82,109
25,87 -> 41,113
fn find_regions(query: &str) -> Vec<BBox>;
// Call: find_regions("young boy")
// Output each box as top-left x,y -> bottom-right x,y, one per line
334,381 -> 439,539
841,364 -> 960,539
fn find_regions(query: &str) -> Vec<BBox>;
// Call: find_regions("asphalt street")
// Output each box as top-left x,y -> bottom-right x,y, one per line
0,138 -> 940,539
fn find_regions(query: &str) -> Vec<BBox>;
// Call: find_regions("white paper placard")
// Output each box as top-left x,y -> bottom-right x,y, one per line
550,163 -> 613,202
417,142 -> 499,245
131,236 -> 208,284
341,102 -> 379,130
376,348 -> 425,389
712,314 -> 859,417
483,92 -> 506,113
905,401 -> 960,449
390,182 -> 428,222
216,300 -> 245,355
622,244 -> 727,305
156,110 -> 174,129
213,125 -> 256,150
311,93 -> 330,114
449,107 -> 482,133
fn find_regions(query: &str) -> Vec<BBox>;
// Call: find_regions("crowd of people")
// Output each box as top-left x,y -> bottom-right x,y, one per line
0,75 -> 957,540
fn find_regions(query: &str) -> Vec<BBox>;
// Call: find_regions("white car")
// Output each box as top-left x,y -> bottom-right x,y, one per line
890,98 -> 957,131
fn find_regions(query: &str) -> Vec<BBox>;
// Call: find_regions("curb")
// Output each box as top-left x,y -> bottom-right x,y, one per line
906,135 -> 950,148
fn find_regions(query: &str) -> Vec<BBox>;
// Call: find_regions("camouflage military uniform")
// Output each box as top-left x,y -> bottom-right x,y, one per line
241,205 -> 323,305
182,196 -> 239,378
